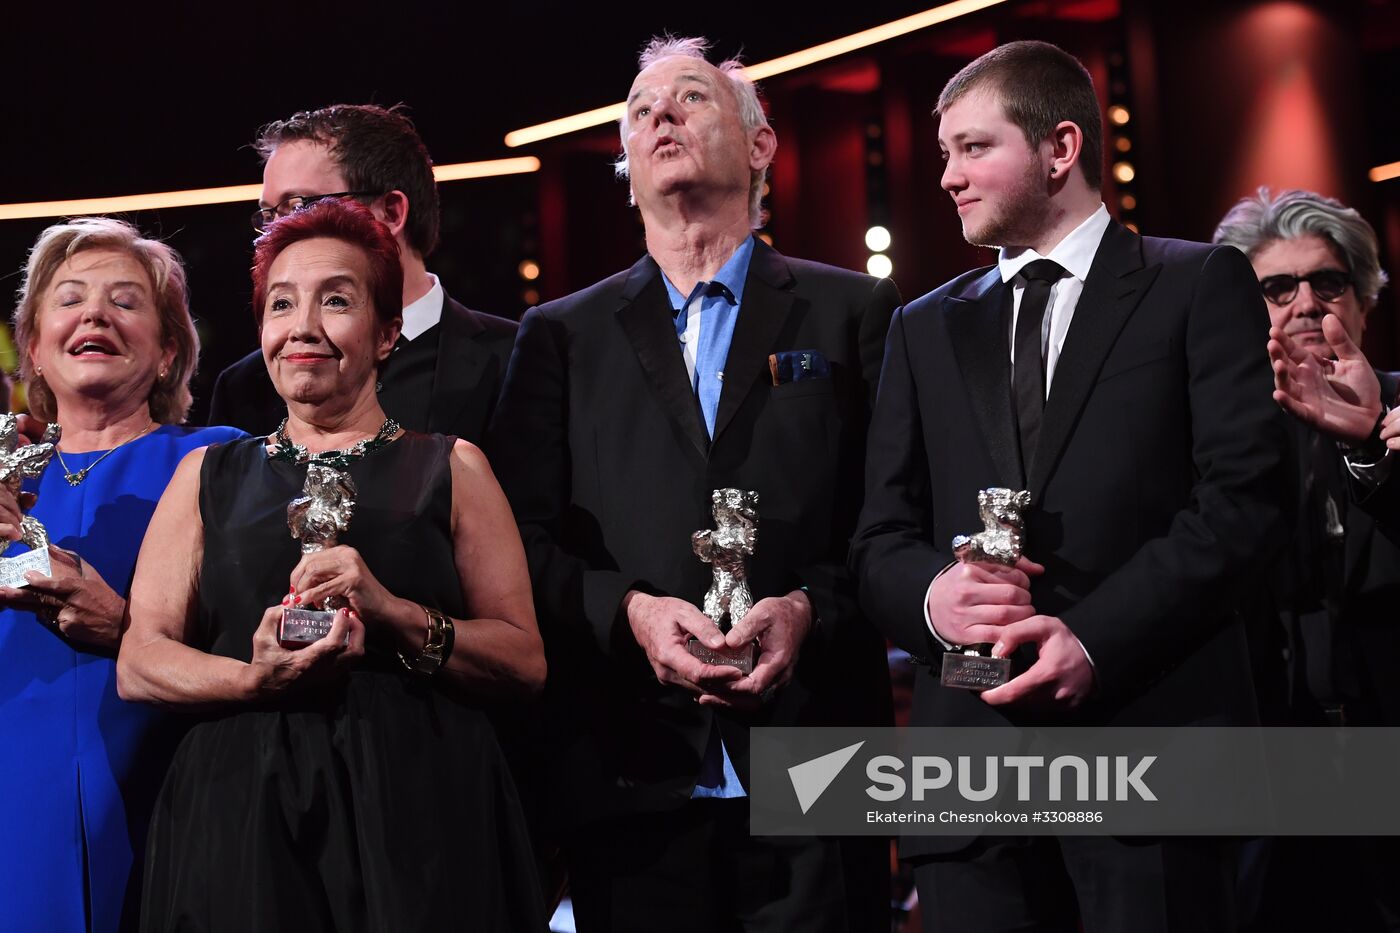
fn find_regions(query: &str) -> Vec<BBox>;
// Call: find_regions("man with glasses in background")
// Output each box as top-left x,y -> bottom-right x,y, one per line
1214,188 -> 1400,933
208,103 -> 517,439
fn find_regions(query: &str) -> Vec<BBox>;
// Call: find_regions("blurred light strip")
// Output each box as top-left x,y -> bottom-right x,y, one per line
433,156 -> 540,181
505,103 -> 629,150
1370,161 -> 1400,183
0,183 -> 263,221
0,156 -> 542,221
504,0 -> 1011,148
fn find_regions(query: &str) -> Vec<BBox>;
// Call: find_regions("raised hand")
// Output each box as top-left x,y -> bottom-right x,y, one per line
1268,316 -> 1382,443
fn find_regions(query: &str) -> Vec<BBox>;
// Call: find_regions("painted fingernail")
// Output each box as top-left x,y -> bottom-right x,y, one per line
293,596 -> 302,605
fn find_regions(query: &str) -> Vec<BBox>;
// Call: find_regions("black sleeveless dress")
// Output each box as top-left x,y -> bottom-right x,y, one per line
141,434 -> 546,932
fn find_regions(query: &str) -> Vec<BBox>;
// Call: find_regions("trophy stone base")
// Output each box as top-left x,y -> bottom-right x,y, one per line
687,637 -> 756,675
279,607 -> 341,648
0,548 -> 51,589
940,648 -> 1011,691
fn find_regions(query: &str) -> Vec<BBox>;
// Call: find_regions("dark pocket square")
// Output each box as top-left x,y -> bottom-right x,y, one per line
768,349 -> 831,385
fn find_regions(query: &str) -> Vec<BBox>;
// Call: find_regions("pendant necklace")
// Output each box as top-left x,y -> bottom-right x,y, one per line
56,421 -> 158,487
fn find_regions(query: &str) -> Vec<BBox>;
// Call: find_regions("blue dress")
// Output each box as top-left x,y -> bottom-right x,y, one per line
0,424 -> 245,932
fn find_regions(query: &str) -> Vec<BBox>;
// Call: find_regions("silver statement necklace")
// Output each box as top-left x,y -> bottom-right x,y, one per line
56,421 -> 158,486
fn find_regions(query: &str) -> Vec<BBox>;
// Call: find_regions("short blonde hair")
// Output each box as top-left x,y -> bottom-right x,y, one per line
12,217 -> 200,423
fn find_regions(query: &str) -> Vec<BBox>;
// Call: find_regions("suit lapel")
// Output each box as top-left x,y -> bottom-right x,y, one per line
615,255 -> 710,457
712,240 -> 796,444
944,269 -> 1023,489
1028,222 -> 1162,498
427,295 -> 488,434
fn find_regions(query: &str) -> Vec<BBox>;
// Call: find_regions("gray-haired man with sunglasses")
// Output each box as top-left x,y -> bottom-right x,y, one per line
1215,188 -> 1400,931
208,104 -> 517,440
1216,187 -> 1391,453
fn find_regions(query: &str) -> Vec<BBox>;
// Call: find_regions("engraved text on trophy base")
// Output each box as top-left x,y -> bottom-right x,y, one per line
279,607 -> 347,648
687,637 -> 756,675
940,653 -> 1012,690
0,548 -> 52,589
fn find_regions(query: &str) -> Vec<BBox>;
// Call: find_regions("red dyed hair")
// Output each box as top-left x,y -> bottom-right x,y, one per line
250,198 -> 403,331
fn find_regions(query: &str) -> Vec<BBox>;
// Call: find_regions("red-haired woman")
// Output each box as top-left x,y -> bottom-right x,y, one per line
118,199 -> 546,931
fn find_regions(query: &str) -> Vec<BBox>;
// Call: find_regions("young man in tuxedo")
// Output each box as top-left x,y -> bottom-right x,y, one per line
851,40 -> 1291,932
489,35 -> 898,933
208,104 -> 515,440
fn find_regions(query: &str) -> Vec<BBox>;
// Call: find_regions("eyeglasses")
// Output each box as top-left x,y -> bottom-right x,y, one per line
251,191 -> 381,234
1259,269 -> 1353,307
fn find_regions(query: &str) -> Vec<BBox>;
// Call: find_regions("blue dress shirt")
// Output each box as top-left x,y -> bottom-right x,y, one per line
661,235 -> 755,798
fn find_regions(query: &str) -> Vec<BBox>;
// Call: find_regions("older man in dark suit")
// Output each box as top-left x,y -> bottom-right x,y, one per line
209,104 -> 515,440
1216,189 -> 1400,933
851,41 -> 1291,932
489,35 -> 897,933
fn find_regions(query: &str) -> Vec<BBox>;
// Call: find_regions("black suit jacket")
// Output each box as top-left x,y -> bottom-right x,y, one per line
487,239 -> 899,825
1350,373 -> 1400,530
1247,371 -> 1400,725
852,223 -> 1290,826
206,294 -> 517,441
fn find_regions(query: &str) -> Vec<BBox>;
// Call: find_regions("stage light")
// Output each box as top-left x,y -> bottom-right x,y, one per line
504,0 -> 1014,147
518,259 -> 541,281
431,157 -> 541,182
1120,194 -> 1137,211
1115,136 -> 1132,153
867,253 -> 893,278
1108,106 -> 1131,126
865,226 -> 892,252
0,183 -> 262,221
1113,161 -> 1136,184
0,157 -> 541,221
1371,161 -> 1400,183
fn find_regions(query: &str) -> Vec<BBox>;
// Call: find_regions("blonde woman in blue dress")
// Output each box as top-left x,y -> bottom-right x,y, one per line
0,217 -> 243,931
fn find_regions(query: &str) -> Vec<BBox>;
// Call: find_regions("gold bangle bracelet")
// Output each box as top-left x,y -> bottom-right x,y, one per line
399,604 -> 453,675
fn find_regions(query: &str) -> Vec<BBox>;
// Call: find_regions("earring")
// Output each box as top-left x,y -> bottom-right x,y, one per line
158,368 -> 168,381
1049,167 -> 1057,176
34,366 -> 42,377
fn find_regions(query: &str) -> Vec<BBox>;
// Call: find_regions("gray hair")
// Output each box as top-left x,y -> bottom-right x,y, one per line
1214,187 -> 1389,308
615,35 -> 771,228
12,217 -> 200,424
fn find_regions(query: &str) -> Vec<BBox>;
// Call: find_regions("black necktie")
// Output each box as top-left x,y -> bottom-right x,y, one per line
1013,258 -> 1066,475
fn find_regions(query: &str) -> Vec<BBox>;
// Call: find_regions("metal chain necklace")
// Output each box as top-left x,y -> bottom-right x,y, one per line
56,421 -> 158,487
268,417 -> 401,469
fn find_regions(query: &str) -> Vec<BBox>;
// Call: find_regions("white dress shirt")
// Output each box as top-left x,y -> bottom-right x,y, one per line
1000,203 -> 1112,398
924,204 -> 1113,653
400,273 -> 445,341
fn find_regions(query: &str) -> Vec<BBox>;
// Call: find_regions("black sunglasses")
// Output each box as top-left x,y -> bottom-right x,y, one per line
1259,269 -> 1352,307
251,191 -> 382,234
